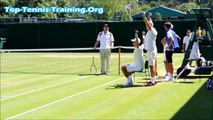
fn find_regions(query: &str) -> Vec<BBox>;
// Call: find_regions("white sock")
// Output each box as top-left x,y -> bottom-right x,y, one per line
151,77 -> 156,83
128,75 -> 132,79
127,75 -> 132,82
168,72 -> 172,78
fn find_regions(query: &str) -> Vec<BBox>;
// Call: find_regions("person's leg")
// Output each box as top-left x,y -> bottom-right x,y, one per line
150,65 -> 156,77
164,61 -> 170,79
121,65 -> 134,86
167,63 -> 173,75
155,58 -> 158,76
163,51 -> 169,77
164,61 -> 168,73
121,66 -> 129,78
147,51 -> 156,84
189,60 -> 192,66
100,50 -> 105,74
170,51 -> 174,76
166,51 -> 174,80
189,51 -> 194,66
105,49 -> 111,74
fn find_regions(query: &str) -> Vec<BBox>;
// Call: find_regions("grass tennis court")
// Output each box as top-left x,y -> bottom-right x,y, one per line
1,52 -> 212,120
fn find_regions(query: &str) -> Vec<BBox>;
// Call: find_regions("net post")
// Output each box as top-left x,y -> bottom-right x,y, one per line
118,46 -> 121,75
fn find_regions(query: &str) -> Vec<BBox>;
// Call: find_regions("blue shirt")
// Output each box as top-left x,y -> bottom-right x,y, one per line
166,29 -> 179,49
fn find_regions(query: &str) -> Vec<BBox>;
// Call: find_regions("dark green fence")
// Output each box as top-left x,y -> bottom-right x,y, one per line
1,20 -> 203,52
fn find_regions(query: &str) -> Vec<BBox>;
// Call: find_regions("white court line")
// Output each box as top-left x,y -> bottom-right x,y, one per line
1,59 -> 165,101
1,76 -> 90,101
5,77 -> 123,120
0,96 -> 8,99
1,64 -> 121,101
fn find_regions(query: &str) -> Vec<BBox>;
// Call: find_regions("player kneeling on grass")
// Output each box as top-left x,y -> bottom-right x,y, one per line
121,30 -> 144,87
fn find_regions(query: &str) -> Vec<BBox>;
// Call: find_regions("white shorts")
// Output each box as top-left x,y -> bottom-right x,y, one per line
126,64 -> 142,72
147,50 -> 157,66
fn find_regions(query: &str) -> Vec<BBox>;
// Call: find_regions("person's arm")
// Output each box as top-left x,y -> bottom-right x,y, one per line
144,17 -> 152,31
135,30 -> 139,48
182,37 -> 186,52
110,33 -> 114,48
182,43 -> 185,52
93,40 -> 99,49
161,37 -> 166,45
166,32 -> 174,49
167,37 -> 174,49
176,35 -> 181,41
93,33 -> 101,49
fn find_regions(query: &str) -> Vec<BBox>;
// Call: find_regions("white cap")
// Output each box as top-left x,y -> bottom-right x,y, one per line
171,24 -> 174,29
131,38 -> 141,44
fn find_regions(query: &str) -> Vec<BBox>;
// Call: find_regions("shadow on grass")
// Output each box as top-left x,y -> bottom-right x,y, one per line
184,75 -> 211,79
105,84 -> 144,89
172,81 -> 213,120
106,81 -> 163,90
78,73 -> 103,76
173,81 -> 195,84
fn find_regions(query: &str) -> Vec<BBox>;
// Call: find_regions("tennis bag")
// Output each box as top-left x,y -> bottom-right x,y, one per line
206,75 -> 213,91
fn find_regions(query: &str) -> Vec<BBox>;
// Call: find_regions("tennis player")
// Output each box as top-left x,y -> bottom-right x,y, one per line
143,12 -> 158,85
163,22 -> 180,81
93,24 -> 114,74
121,30 -> 144,87
162,24 -> 180,79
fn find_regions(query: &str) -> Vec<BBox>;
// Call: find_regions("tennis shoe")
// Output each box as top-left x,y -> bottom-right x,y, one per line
147,81 -> 156,86
164,76 -> 174,82
123,81 -> 133,87
169,77 -> 175,81
164,74 -> 168,79
123,78 -> 133,87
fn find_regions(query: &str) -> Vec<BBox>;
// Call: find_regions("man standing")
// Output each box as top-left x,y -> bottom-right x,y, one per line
93,24 -> 114,74
162,24 -> 180,79
182,29 -> 191,53
143,12 -> 158,85
163,22 -> 179,81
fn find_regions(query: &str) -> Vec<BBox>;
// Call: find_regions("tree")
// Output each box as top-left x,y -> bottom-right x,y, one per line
176,2 -> 198,13
155,12 -> 162,20
208,0 -> 213,16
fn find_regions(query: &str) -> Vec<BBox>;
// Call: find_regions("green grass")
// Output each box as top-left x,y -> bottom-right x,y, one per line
1,53 -> 212,120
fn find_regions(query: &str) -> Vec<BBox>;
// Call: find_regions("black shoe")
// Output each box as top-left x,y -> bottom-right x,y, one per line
147,81 -> 156,86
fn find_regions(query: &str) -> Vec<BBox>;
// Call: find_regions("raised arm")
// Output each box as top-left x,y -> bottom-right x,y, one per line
135,30 -> 139,48
143,12 -> 152,31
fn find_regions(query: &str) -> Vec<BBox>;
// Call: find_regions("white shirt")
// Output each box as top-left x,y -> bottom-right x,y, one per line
183,33 -> 199,52
134,46 -> 143,69
145,27 -> 158,51
165,30 -> 174,50
97,31 -> 114,49
183,35 -> 191,50
166,30 -> 174,41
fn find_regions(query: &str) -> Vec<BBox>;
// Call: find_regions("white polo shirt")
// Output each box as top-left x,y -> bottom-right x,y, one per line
134,46 -> 144,69
145,27 -> 158,51
183,34 -> 191,50
97,31 -> 114,49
